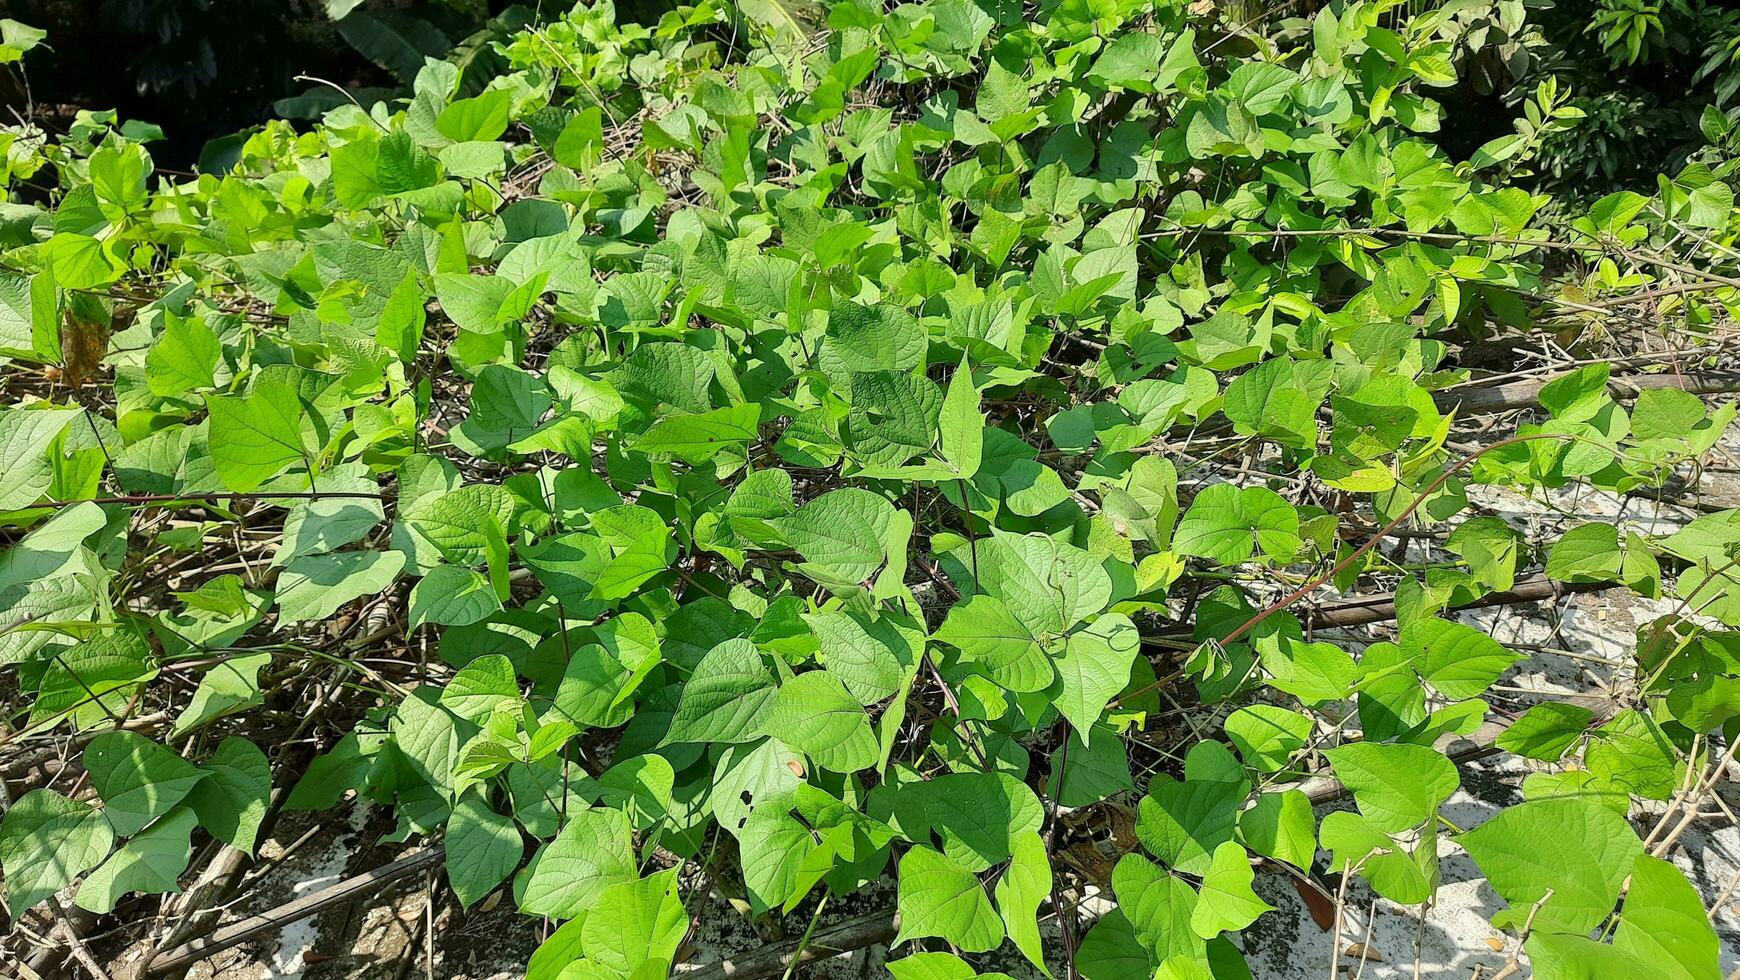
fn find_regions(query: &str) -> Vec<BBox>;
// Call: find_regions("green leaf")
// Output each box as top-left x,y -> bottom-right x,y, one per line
888,952 -> 980,980
42,233 -> 121,289
1190,841 -> 1274,938
803,608 -> 917,705
995,830 -> 1052,974
1056,725 -> 1136,806
1154,958 -> 1217,980
1323,741 -> 1458,833
936,594 -> 1048,691
994,459 -> 1071,518
0,406 -> 80,510
172,651 -> 271,737
391,686 -> 465,797
0,270 -> 56,361
518,807 -> 637,918
204,382 -> 310,492
187,737 -> 271,854
736,805 -> 815,914
84,731 -> 208,837
1114,852 -> 1204,963
1521,769 -> 1633,815
1586,709 -> 1681,800
758,669 -> 879,772
0,18 -> 47,62
437,140 -> 501,180
446,791 -> 523,907
146,314 -> 223,397
1136,777 -> 1242,876
588,505 -> 675,600
285,733 -> 370,812
1260,640 -> 1359,707
1088,33 -> 1167,90
1239,790 -> 1316,869
33,631 -> 158,725
376,275 -> 428,362
75,806 -> 197,913
1053,613 -> 1139,737
1633,388 -> 1707,442
1538,363 -> 1614,421
1176,484 -> 1300,564
1077,911 -> 1154,980
1446,516 -> 1521,591
976,530 -> 1113,639
0,576 -> 106,667
893,771 -> 1044,872
1226,358 -> 1322,449
409,564 -> 503,628
527,918 -> 586,980
663,639 -> 777,745
1319,811 -> 1439,905
519,532 -> 610,607
435,273 -> 517,336
612,342 -> 714,413
736,0 -> 811,36
551,108 -> 603,169
1184,97 -> 1259,158
1612,855 -> 1720,980
436,90 -> 514,142
577,754 -> 674,832
1458,798 -> 1643,935
1469,133 -> 1523,169
776,488 -> 894,583
275,467 -> 385,565
548,642 -> 635,729
580,869 -> 688,976
1495,702 -> 1594,761
441,654 -> 522,724
1524,932 -> 1654,978
1223,61 -> 1296,114
1183,741 -> 1247,788
1546,523 -> 1623,583
0,789 -> 115,913
633,403 -> 760,462
893,845 -> 1006,953
1223,705 -> 1312,773
939,356 -> 984,479
404,483 -> 514,566
274,550 -> 405,624
821,302 -> 926,377
848,370 -> 942,469
708,738 -> 806,835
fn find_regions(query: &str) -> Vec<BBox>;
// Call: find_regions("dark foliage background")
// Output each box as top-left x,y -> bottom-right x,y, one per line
5,0 -> 1740,196
0,0 -> 508,169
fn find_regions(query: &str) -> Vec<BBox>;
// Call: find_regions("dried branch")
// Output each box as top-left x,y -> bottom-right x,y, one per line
141,847 -> 444,977
1432,369 -> 1740,415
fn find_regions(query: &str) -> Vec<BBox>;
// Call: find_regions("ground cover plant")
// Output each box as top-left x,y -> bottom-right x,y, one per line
1,0 -> 1739,977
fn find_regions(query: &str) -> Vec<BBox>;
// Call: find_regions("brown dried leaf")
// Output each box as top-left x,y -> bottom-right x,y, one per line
1345,943 -> 1382,962
59,308 -> 113,389
1294,876 -> 1337,931
1058,840 -> 1117,889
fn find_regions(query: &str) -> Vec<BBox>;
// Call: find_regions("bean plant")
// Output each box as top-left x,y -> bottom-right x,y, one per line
0,2 -> 1736,978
